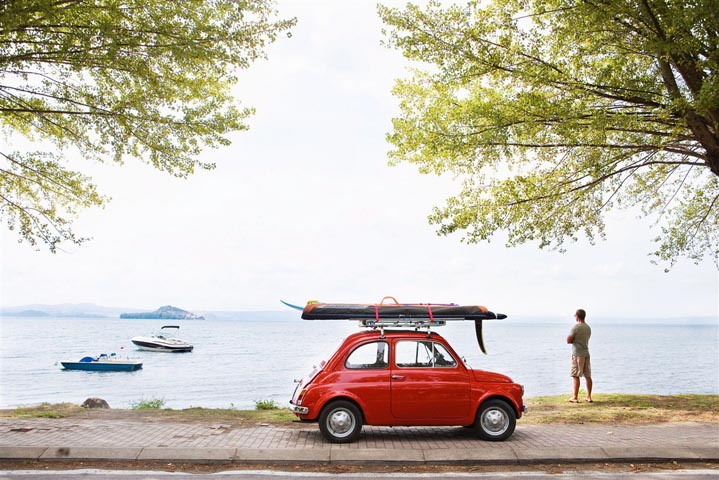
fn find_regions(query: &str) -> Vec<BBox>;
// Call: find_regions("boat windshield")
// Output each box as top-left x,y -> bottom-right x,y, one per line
154,326 -> 181,339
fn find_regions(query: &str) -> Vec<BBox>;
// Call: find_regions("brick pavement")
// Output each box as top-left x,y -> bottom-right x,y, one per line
1,419 -> 717,450
0,418 -> 717,464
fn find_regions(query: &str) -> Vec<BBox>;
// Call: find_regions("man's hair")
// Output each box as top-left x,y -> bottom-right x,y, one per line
576,309 -> 586,321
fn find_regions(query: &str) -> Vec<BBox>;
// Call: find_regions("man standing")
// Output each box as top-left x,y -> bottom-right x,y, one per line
567,309 -> 592,403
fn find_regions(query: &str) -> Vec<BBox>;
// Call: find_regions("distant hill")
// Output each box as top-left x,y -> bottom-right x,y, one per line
196,310 -> 298,321
0,303 -> 126,318
120,305 -> 205,320
8,309 -> 50,318
0,303 -> 295,321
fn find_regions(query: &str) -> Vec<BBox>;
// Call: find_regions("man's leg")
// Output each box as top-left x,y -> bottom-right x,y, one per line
569,355 -> 581,401
571,376 -> 580,401
583,356 -> 593,401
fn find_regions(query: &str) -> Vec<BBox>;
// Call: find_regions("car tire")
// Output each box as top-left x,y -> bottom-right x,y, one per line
318,400 -> 363,443
475,399 -> 516,441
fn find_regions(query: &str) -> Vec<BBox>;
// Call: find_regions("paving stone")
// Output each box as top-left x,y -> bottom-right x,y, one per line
0,418 -> 717,466
138,447 -> 236,462
513,447 -> 608,463
0,447 -> 47,459
39,446 -> 141,460
423,447 -> 519,464
234,448 -> 331,463
330,448 -> 424,464
689,447 -> 719,461
601,447 -> 701,461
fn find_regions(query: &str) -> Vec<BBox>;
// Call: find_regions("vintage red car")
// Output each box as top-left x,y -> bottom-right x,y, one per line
289,329 -> 525,443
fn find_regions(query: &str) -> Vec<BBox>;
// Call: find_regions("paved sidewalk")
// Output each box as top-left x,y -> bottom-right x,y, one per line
0,418 -> 717,465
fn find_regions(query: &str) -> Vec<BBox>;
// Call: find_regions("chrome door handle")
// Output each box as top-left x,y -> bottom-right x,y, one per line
391,375 -> 405,380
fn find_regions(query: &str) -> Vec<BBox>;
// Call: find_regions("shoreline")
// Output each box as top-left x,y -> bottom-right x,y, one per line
3,393 -> 718,426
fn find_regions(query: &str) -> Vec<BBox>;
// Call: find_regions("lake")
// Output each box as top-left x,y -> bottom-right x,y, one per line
0,316 -> 716,409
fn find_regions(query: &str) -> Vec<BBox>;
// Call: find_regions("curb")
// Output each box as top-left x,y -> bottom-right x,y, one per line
2,446 -> 718,466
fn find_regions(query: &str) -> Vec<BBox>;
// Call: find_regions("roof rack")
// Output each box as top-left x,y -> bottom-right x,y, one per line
359,318 -> 447,338
359,318 -> 447,328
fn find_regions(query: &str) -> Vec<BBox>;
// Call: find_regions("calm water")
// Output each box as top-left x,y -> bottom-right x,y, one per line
0,317 -> 717,409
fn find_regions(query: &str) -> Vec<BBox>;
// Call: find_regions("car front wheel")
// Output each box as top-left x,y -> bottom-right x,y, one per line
318,400 -> 363,443
475,399 -> 516,441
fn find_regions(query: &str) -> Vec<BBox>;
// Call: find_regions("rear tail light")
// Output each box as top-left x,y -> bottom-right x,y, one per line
296,388 -> 309,406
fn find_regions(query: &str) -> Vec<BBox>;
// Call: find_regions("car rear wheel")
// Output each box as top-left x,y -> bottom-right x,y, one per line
475,399 -> 516,441
318,400 -> 363,443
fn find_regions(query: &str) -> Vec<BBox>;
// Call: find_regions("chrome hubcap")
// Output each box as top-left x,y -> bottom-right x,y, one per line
328,409 -> 354,437
481,408 -> 509,435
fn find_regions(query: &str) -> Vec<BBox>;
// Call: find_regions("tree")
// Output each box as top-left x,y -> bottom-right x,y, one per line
0,0 -> 295,252
378,0 -> 718,267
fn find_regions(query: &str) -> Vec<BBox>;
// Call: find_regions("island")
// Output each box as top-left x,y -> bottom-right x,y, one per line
120,305 -> 205,320
8,309 -> 50,318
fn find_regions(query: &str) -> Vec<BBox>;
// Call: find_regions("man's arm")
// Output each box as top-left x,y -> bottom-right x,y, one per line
567,324 -> 576,344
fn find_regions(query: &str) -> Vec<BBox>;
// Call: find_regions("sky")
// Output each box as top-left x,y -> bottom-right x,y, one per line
1,0 -> 717,319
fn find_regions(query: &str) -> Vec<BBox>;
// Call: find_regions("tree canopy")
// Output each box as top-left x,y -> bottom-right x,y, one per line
0,0 -> 295,251
379,0 -> 718,267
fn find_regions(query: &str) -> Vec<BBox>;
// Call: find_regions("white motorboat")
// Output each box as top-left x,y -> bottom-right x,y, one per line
131,325 -> 193,352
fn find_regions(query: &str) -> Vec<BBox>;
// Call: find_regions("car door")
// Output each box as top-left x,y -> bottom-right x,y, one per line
390,339 -> 470,421
336,340 -> 392,423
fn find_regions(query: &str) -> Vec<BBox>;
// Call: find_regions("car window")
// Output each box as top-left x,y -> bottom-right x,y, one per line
395,340 -> 457,368
345,341 -> 388,369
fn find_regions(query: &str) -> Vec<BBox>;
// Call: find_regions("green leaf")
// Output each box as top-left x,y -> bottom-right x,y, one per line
379,0 -> 719,267
0,0 -> 296,251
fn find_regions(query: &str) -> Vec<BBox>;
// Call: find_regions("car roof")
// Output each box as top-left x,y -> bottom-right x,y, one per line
344,329 -> 445,340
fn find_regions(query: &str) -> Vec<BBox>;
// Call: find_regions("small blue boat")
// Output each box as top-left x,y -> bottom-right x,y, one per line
60,353 -> 143,372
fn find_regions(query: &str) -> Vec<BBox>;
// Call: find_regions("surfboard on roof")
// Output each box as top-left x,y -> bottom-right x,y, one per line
301,301 -> 505,321
281,296 -> 507,354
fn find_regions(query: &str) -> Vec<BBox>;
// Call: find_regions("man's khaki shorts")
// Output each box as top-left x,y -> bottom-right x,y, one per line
571,355 -> 591,378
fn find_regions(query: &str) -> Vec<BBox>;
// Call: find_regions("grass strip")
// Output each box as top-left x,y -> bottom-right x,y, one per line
3,394 -> 717,425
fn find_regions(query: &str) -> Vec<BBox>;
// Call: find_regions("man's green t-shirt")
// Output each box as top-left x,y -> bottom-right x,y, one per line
570,322 -> 591,357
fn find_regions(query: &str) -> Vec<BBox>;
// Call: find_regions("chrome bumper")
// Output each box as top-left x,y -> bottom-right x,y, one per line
288,403 -> 309,415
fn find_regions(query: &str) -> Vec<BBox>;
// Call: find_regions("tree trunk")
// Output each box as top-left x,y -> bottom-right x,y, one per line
684,110 -> 719,177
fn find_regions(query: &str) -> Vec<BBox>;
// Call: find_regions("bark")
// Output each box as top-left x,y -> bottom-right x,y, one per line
684,110 -> 719,177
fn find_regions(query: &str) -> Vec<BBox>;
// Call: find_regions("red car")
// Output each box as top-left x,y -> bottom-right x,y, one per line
289,329 -> 525,443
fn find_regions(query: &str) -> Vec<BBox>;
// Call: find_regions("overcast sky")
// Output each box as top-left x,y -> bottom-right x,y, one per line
1,0 -> 717,319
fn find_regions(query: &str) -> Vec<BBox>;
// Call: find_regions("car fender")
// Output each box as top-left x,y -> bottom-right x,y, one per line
313,390 -> 366,422
474,389 -> 524,418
